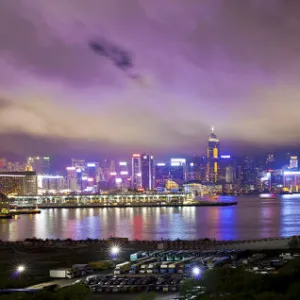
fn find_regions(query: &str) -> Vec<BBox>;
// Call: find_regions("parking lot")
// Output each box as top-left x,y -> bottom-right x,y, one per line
85,249 -> 243,294
86,274 -> 182,293
75,249 -> 300,294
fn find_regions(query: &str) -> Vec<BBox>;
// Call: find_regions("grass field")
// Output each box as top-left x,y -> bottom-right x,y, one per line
0,243 -> 150,288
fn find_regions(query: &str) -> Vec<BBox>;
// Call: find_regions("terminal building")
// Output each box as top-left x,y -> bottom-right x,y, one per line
0,171 -> 38,195
183,180 -> 222,196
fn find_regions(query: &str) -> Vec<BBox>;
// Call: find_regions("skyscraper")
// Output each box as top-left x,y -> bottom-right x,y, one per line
141,154 -> 154,190
206,128 -> 220,183
219,155 -> 236,184
155,162 -> 169,188
131,154 -> 142,190
290,156 -> 298,170
27,156 -> 51,174
169,158 -> 186,184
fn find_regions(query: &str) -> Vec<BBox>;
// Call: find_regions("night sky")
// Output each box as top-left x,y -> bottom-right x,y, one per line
1,0 -> 300,158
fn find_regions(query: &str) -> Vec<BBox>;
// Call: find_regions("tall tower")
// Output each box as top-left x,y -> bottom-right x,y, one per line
131,154 -> 142,190
141,154 -> 154,190
206,127 -> 220,183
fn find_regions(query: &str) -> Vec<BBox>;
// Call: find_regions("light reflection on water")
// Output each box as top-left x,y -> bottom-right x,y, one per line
1,195 -> 300,241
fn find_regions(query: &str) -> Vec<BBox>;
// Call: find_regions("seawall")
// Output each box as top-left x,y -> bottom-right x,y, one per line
0,236 -> 295,250
19,202 -> 237,209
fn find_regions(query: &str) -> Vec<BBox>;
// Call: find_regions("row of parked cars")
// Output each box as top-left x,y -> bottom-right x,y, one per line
114,249 -> 243,276
85,275 -> 183,293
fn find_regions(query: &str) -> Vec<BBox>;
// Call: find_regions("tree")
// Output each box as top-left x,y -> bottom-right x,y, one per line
138,292 -> 156,300
255,292 -> 288,300
288,237 -> 299,248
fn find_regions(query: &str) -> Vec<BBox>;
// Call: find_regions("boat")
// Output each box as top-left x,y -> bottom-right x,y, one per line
9,209 -> 41,215
259,193 -> 276,199
203,195 -> 219,201
0,214 -> 14,219
9,204 -> 41,215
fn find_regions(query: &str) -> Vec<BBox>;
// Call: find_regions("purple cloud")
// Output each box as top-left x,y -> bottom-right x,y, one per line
0,0 -> 300,157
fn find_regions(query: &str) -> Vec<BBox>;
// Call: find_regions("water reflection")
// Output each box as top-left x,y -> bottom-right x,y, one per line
280,195 -> 300,237
2,195 -> 300,241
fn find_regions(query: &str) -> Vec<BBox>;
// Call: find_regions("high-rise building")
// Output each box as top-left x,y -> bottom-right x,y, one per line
242,156 -> 257,187
206,128 -> 220,183
131,154 -> 142,190
117,161 -> 130,190
27,156 -> 51,174
37,175 -> 65,194
169,158 -> 186,184
290,156 -> 298,170
266,154 -> 275,170
85,162 -> 99,193
71,159 -> 86,169
155,163 -> 169,188
187,155 -> 206,181
0,172 -> 37,195
141,154 -> 154,190
66,167 -> 81,192
218,155 -> 236,184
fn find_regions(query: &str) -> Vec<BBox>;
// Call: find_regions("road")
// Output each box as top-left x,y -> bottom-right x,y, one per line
27,277 -> 83,289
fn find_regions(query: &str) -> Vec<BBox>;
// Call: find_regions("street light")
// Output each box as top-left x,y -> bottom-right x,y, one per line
192,267 -> 201,277
17,265 -> 25,273
110,246 -> 120,256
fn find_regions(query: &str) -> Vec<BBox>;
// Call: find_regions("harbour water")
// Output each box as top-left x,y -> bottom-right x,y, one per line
0,195 -> 300,241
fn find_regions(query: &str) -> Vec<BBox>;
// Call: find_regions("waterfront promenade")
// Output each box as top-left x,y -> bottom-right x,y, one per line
7,192 -> 237,208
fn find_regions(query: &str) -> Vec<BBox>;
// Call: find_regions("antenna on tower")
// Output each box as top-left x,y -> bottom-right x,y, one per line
211,126 -> 214,133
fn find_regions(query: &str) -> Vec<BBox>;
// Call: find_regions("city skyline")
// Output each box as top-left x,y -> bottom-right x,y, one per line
1,1 -> 300,156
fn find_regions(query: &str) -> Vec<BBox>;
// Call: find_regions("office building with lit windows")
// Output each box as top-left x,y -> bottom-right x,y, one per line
169,158 -> 186,184
206,128 -> 220,183
66,167 -> 82,192
37,174 -> 65,194
218,155 -> 236,184
141,154 -> 154,190
131,154 -> 142,189
0,172 -> 37,195
289,156 -> 298,170
155,163 -> 169,188
27,156 -> 51,174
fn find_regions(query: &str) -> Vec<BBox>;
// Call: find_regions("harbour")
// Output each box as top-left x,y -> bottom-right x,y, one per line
0,194 -> 299,241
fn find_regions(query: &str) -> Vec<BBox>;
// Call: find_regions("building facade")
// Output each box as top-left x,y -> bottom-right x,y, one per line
0,172 -> 38,195
131,154 -> 142,190
141,154 -> 154,190
206,128 -> 220,183
27,156 -> 51,174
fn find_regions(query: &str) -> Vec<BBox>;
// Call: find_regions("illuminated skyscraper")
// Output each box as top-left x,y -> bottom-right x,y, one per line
219,155 -> 236,184
141,154 -> 154,190
131,154 -> 142,189
290,156 -> 298,170
71,159 -> 86,168
206,127 -> 220,183
169,158 -> 186,184
0,172 -> 37,195
155,162 -> 169,188
27,156 -> 51,174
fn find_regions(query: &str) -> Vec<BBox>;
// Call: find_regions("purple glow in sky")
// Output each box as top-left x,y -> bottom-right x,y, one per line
1,0 -> 300,156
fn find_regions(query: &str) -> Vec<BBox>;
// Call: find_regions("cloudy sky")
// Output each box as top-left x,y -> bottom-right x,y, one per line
1,0 -> 300,158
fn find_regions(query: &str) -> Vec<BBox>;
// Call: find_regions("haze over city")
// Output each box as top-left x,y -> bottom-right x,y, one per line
1,0 -> 300,158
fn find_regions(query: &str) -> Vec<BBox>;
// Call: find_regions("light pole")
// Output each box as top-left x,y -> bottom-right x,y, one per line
110,246 -> 120,266
192,267 -> 201,278
17,265 -> 25,273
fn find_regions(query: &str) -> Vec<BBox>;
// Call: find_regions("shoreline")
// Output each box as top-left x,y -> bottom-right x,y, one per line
19,201 -> 237,209
0,235 -> 294,245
